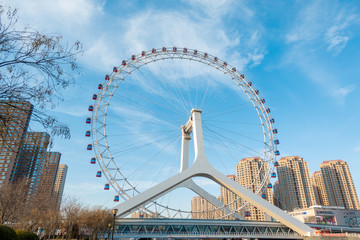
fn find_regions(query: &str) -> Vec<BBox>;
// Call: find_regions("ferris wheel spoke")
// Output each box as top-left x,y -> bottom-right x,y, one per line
110,132 -> 180,158
203,102 -> 251,120
204,122 -> 263,144
204,124 -> 263,158
127,134 -> 181,184
198,78 -> 211,110
110,94 -> 182,126
151,61 -> 189,114
204,119 -> 259,126
200,81 -> 244,114
173,59 -> 193,109
133,66 -> 190,116
203,125 -> 245,168
121,87 -> 185,117
108,128 -> 178,137
120,72 -> 187,116
148,137 -> 182,188
203,129 -> 233,175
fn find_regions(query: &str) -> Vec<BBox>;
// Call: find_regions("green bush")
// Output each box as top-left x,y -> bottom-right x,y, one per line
0,225 -> 18,240
15,230 -> 38,240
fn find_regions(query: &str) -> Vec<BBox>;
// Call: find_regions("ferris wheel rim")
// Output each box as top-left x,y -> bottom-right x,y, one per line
89,47 -> 279,217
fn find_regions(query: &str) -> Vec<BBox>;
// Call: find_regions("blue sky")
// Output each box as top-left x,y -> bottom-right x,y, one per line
4,0 -> 360,210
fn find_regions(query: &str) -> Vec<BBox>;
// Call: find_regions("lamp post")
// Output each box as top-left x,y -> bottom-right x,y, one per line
107,223 -> 111,240
111,209 -> 118,240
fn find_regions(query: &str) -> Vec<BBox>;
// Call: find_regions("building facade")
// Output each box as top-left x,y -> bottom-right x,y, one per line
289,205 -> 360,227
275,156 -> 316,211
37,152 -> 61,205
14,132 -> 50,198
53,164 -> 68,207
220,175 -> 240,219
0,100 -> 66,208
236,157 -> 273,221
273,180 -> 282,209
191,196 -> 221,219
320,160 -> 360,210
0,101 -> 33,187
312,171 -> 329,206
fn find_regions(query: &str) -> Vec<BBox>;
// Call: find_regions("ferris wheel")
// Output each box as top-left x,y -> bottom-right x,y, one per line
85,47 -> 280,219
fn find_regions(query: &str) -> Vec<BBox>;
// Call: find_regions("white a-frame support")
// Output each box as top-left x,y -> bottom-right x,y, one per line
114,109 -> 314,236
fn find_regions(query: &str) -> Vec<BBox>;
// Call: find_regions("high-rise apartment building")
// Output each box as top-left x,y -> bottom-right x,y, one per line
191,196 -> 220,219
220,175 -> 240,219
53,164 -> 68,207
130,211 -> 160,218
275,156 -> 316,211
37,152 -> 61,205
0,101 -> 33,187
320,160 -> 360,210
311,171 -> 329,206
236,157 -> 273,221
0,100 -> 65,207
14,132 -> 50,198
273,181 -> 282,209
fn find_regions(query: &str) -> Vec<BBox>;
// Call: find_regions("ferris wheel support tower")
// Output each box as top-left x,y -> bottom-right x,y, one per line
114,109 -> 314,237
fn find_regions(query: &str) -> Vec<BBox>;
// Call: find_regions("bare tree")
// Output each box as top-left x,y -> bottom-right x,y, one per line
60,197 -> 83,240
0,178 -> 29,225
0,6 -> 83,139
14,196 -> 57,232
36,206 -> 61,240
80,207 -> 112,240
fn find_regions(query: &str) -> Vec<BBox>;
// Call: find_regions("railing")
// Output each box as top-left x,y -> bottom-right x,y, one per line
114,229 -> 302,239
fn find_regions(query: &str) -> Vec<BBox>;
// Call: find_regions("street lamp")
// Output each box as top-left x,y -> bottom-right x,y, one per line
107,223 -> 111,240
111,209 -> 118,240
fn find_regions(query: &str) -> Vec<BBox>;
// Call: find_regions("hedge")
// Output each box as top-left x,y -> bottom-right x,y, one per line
0,225 -> 18,240
16,230 -> 39,240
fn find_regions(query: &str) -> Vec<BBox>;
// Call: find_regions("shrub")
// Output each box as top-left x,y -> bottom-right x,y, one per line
15,230 -> 38,240
0,225 -> 18,240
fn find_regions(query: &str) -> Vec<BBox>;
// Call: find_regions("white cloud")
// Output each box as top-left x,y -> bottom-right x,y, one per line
285,1 -> 324,44
247,49 -> 264,67
283,47 -> 356,104
123,10 -> 234,57
5,0 -> 266,75
333,85 -> 356,99
83,36 -> 122,72
326,35 -> 349,53
5,0 -> 104,31
285,1 -> 359,55
325,13 -> 357,54
283,2 -> 359,103
120,8 -> 265,72
3,0 -> 108,70
183,0 -> 241,19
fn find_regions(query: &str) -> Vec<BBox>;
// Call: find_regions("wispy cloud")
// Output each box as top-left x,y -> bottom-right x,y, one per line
122,9 -> 236,56
285,1 -> 359,55
183,0 -> 238,18
284,47 -> 356,104
325,12 -> 358,54
285,1 -> 323,44
7,0 -> 266,75
283,1 -> 359,103
53,106 -> 89,117
6,0 -> 104,32
333,85 -> 356,99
